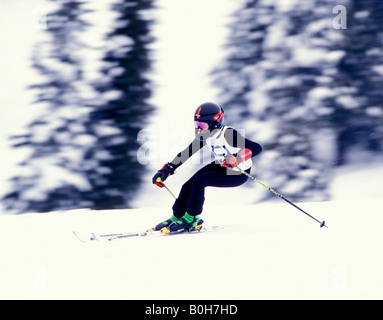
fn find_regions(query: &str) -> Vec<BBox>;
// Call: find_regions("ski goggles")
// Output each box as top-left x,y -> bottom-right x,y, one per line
194,121 -> 210,131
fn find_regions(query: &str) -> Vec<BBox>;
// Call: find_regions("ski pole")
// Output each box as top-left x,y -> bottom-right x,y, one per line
164,185 -> 176,200
156,177 -> 177,200
236,168 -> 328,228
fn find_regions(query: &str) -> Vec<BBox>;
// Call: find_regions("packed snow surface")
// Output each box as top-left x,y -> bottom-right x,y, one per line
1,163 -> 382,300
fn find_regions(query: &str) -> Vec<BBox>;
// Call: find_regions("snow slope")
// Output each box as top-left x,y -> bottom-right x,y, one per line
1,163 -> 383,300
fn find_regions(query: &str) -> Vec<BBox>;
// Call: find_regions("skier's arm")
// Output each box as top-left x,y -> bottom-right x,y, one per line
152,138 -> 205,187
225,128 -> 262,156
170,138 -> 206,169
222,128 -> 262,168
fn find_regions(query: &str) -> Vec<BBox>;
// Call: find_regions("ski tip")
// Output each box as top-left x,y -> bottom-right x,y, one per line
91,232 -> 100,241
73,231 -> 86,242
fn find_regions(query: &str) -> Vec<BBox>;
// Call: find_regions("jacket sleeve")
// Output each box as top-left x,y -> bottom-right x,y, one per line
169,138 -> 206,169
224,128 -> 262,157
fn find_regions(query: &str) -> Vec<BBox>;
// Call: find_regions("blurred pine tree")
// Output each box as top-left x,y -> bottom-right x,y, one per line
213,1 -> 334,201
212,0 -> 383,201
3,0 -> 155,213
3,0 -> 94,213
332,0 -> 383,165
85,0 -> 155,210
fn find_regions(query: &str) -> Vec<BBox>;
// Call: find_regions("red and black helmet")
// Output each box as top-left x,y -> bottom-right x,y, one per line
194,102 -> 224,131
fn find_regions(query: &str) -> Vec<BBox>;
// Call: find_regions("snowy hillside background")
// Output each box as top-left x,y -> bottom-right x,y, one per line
0,0 -> 383,300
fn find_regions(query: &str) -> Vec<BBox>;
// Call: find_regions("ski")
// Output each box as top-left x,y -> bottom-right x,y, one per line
100,225 -> 224,241
92,229 -> 159,241
73,226 -> 224,242
72,229 -> 156,242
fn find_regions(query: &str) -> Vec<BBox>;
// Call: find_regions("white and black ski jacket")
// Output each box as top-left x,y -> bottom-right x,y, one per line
170,126 -> 262,171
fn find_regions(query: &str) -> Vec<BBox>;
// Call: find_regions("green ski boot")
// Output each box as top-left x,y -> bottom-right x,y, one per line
161,212 -> 204,235
154,215 -> 179,231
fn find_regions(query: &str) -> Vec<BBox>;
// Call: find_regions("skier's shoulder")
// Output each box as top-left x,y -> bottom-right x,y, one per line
223,125 -> 262,154
223,125 -> 242,139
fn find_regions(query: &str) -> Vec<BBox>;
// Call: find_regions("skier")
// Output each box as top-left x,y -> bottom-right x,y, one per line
152,102 -> 262,234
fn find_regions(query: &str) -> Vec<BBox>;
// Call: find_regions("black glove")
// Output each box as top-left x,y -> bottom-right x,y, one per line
152,163 -> 175,188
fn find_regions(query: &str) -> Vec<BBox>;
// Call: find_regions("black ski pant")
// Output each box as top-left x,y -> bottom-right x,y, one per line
172,162 -> 250,217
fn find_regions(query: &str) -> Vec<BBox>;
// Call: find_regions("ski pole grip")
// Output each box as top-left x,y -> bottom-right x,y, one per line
155,177 -> 166,188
